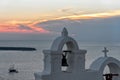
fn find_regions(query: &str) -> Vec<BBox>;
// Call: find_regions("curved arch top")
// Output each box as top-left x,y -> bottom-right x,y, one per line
51,36 -> 79,51
51,28 -> 79,51
90,57 -> 120,74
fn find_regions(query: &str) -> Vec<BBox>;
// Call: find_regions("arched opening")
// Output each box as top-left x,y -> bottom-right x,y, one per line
61,44 -> 68,71
50,31 -> 80,72
90,57 -> 120,80
61,41 -> 74,72
103,65 -> 110,80
103,63 -> 120,80
103,65 -> 110,74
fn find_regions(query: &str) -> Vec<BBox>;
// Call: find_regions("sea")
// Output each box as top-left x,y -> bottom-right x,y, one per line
0,40 -> 119,80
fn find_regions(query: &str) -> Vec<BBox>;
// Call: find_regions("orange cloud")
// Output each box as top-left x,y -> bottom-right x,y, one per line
6,20 -> 32,25
0,23 -> 50,33
0,24 -> 32,33
27,24 -> 50,33
30,10 -> 120,26
49,10 -> 120,20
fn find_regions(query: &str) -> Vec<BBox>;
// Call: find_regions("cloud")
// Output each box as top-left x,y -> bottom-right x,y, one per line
0,24 -> 18,32
0,24 -> 53,40
0,23 -> 50,34
59,8 -> 85,16
60,8 -> 72,13
35,15 -> 120,42
1,10 -> 120,41
18,24 -> 33,30
0,24 -> 34,33
0,16 -> 120,41
53,10 -> 120,20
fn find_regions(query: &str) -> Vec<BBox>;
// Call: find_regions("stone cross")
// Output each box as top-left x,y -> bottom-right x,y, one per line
102,47 -> 109,57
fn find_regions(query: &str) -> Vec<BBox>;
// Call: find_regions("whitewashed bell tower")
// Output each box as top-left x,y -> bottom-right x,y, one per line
34,28 -> 87,80
34,28 -> 120,80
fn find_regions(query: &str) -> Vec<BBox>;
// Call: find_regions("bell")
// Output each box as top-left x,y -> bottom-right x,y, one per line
61,53 -> 69,66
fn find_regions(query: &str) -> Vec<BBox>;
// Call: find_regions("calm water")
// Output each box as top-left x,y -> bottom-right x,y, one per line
0,40 -> 119,80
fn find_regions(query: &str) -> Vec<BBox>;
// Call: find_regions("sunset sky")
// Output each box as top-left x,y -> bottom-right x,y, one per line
0,0 -> 120,41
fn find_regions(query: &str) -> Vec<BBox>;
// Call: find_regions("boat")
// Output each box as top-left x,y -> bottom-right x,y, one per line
9,64 -> 18,73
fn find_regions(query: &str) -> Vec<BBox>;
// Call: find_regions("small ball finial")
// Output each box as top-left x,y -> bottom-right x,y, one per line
102,47 -> 109,57
62,27 -> 68,36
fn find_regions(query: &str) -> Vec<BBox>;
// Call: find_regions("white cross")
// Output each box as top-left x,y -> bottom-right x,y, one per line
102,47 -> 109,57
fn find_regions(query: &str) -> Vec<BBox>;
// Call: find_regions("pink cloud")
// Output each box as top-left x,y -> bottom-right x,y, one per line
0,23 -> 50,34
